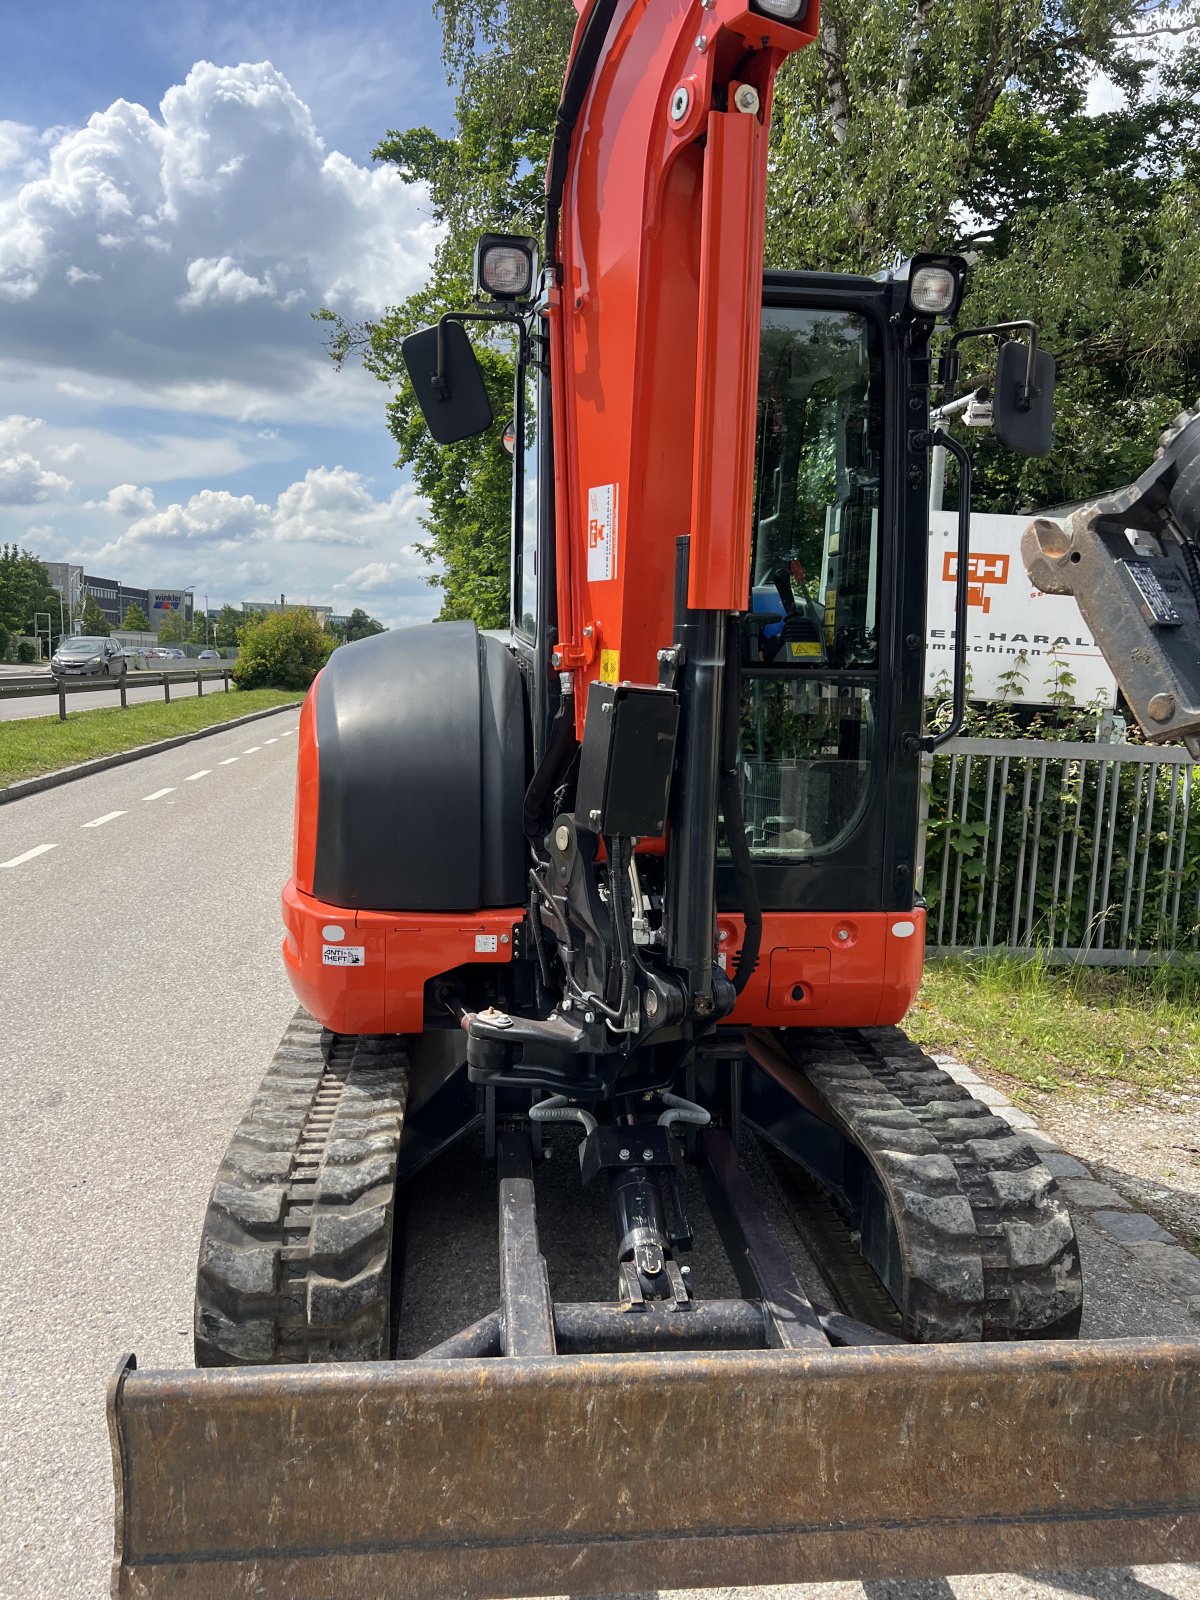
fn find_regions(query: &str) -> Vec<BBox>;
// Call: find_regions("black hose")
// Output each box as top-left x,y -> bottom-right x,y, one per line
719,629 -> 761,994
523,689 -> 576,846
544,0 -> 620,270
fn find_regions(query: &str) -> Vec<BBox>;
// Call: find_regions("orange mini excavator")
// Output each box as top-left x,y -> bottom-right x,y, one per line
109,0 -> 1199,1594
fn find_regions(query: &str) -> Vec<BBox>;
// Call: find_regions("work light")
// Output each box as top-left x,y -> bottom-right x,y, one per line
750,0 -> 808,17
474,234 -> 538,302
905,255 -> 967,320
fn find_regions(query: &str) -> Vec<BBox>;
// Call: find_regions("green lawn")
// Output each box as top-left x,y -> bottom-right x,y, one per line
906,953 -> 1200,1102
0,689 -> 303,787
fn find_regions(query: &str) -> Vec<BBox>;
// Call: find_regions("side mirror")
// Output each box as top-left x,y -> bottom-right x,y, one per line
400,321 -> 494,445
994,340 -> 1055,457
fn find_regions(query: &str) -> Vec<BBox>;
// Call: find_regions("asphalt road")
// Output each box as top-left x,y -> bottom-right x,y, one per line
0,717 -> 1196,1600
0,668 -> 229,722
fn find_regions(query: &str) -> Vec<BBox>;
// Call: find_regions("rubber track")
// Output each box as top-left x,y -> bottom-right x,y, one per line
782,1027 -> 1083,1343
194,1009 -> 409,1366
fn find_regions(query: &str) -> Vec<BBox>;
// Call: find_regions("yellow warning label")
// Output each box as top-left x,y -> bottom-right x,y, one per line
600,649 -> 620,683
788,641 -> 823,658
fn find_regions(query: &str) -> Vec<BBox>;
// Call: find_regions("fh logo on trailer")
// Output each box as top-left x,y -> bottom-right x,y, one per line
943,551 -> 1010,614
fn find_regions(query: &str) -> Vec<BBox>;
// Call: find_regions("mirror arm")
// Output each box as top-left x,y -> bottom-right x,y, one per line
940,320 -> 1040,411
905,428 -> 973,754
433,311 -> 531,400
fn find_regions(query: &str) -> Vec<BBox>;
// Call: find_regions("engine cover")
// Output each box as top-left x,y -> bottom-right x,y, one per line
311,621 -> 527,912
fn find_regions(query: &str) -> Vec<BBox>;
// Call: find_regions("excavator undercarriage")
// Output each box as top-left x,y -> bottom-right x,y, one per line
109,1010 -> 1200,1597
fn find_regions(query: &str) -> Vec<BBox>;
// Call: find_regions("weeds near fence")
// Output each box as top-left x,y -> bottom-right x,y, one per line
908,952 -> 1200,1098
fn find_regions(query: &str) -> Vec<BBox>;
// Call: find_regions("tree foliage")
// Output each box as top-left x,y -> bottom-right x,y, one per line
214,604 -> 245,648
122,602 -> 150,631
80,593 -> 110,636
321,0 -> 1199,615
0,545 -> 59,658
156,610 -> 184,644
233,608 -> 335,691
329,607 -> 387,642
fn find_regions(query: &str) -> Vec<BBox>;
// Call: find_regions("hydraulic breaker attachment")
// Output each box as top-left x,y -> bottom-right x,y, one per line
110,1337 -> 1199,1600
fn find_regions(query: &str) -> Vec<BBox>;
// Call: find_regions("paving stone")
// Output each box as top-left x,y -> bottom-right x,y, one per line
1054,1176 -> 1133,1211
1090,1208 -> 1175,1244
995,1105 -> 1038,1130
1022,1128 -> 1058,1150
1128,1242 -> 1200,1304
968,1085 -> 1012,1107
940,1063 -> 985,1085
1040,1152 -> 1090,1179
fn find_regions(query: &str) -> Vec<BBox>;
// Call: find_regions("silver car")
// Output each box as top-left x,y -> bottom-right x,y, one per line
50,636 -> 127,679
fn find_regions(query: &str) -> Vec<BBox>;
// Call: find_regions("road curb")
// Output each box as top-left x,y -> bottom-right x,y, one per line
0,701 -> 301,806
934,1053 -> 1200,1319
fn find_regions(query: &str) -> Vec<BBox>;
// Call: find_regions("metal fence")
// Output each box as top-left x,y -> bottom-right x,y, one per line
921,736 -> 1200,964
0,668 -> 234,721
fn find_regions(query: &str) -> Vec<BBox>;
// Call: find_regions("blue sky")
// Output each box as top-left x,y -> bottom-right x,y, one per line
0,1 -> 457,625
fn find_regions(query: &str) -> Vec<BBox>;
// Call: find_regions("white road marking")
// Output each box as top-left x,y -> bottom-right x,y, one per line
281,729 -> 295,736
82,811 -> 126,829
264,738 -> 278,745
185,770 -> 211,782
219,757 -> 239,765
0,843 -> 58,869
243,746 -> 261,754
142,788 -> 175,802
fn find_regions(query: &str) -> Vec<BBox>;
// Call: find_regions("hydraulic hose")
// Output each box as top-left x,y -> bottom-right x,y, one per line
719,626 -> 761,994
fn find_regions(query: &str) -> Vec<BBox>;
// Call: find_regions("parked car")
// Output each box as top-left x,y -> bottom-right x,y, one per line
198,649 -> 220,660
50,637 -> 126,679
161,648 -> 185,660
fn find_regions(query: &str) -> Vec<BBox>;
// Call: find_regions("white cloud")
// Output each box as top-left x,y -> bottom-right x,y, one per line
0,61 -> 439,417
0,413 -> 72,503
180,255 -> 296,309
0,453 -> 71,504
85,483 -> 157,516
338,560 -> 413,593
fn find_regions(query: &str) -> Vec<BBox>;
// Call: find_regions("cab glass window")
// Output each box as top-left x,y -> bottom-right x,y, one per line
733,306 -> 884,861
746,308 -> 882,670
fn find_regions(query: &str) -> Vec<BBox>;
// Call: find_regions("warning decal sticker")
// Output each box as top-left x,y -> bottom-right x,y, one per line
322,945 -> 366,966
587,483 -> 618,582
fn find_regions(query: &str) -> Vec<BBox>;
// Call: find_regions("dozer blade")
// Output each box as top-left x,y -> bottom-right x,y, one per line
110,1338 -> 1199,1599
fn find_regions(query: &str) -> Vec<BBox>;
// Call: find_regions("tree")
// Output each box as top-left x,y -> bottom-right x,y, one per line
0,545 -> 60,654
321,0 -> 1200,606
233,609 -> 335,691
344,608 -> 386,640
214,604 -> 244,649
122,602 -> 149,631
188,612 -> 210,647
157,610 -> 184,644
80,593 -> 111,636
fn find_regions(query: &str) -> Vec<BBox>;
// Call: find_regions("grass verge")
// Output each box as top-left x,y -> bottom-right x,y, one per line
906,952 -> 1200,1101
0,689 -> 303,787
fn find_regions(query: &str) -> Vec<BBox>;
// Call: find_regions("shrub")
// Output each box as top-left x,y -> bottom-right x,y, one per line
16,640 -> 36,663
232,609 -> 334,691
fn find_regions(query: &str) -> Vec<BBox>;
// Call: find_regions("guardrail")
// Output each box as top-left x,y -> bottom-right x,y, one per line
0,668 -> 235,721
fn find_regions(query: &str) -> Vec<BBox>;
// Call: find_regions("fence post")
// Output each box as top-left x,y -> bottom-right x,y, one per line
163,673 -> 171,705
224,669 -> 231,694
197,670 -> 204,698
58,679 -> 67,722
120,673 -> 127,709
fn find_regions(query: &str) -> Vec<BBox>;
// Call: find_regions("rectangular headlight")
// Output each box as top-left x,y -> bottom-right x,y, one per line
750,0 -> 808,16
904,254 -> 967,320
474,233 -> 537,302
